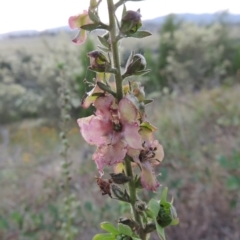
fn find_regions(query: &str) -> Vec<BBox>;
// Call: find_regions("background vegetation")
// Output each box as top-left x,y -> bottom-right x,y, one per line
0,14 -> 240,239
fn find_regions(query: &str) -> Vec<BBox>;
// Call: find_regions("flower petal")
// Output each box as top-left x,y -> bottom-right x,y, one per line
152,140 -> 164,163
119,97 -> 138,123
77,115 -> 112,145
81,82 -> 104,109
127,148 -> 141,164
93,141 -> 127,174
94,94 -> 114,117
141,161 -> 160,192
72,30 -> 87,45
68,10 -> 89,29
122,123 -> 142,149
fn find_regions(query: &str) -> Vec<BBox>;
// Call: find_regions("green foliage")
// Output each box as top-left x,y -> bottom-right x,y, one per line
0,85 -> 240,239
148,188 -> 179,240
0,36 -> 98,123
93,222 -> 141,240
218,151 -> 240,190
143,15 -> 240,93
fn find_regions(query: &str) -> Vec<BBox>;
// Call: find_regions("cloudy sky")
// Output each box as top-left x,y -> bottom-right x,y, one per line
0,0 -> 239,34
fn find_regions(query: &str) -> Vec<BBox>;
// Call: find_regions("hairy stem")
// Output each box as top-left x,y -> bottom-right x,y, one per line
107,0 -> 123,101
107,1 -> 146,239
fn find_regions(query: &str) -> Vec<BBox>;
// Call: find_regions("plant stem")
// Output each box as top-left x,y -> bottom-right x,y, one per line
107,1 -> 146,239
107,0 -> 123,101
125,156 -> 146,240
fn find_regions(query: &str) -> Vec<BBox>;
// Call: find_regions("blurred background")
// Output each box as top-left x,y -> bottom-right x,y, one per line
0,1 -> 240,239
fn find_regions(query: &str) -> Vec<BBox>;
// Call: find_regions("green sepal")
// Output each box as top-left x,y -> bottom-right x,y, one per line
118,223 -> 133,236
133,69 -> 151,76
143,99 -> 153,105
122,4 -> 127,20
88,65 -> 116,74
92,233 -> 115,240
101,222 -> 119,234
134,175 -> 143,189
171,218 -> 179,226
97,82 -> 117,98
98,46 -> 110,53
129,30 -> 152,38
148,199 -> 160,218
81,23 -> 108,31
160,187 -> 168,203
88,9 -> 100,23
140,122 -> 158,131
98,35 -> 110,48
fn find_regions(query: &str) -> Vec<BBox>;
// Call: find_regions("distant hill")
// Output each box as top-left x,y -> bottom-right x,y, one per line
1,13 -> 240,39
146,13 -> 240,25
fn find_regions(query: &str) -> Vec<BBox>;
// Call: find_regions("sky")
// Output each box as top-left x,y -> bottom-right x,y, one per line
0,0 -> 239,34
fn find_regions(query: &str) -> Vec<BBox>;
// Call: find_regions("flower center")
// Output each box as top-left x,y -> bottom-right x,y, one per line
113,122 -> 122,132
139,142 -> 157,162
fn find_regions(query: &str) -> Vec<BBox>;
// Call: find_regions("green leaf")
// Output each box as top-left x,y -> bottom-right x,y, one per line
118,223 -> 133,236
92,233 -> 115,240
98,35 -> 110,48
160,187 -> 168,203
88,10 -> 100,23
81,23 -> 108,31
101,222 -> 119,234
129,30 -> 152,38
155,223 -> 166,240
148,199 -> 160,218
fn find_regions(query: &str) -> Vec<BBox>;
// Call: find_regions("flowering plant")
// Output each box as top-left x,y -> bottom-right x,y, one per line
69,0 -> 179,239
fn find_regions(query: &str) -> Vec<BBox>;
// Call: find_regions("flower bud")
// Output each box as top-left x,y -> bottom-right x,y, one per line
135,200 -> 147,212
110,173 -> 132,184
111,184 -> 130,202
157,202 -> 177,228
145,222 -> 156,233
125,54 -> 147,77
87,50 -> 109,72
120,9 -> 142,35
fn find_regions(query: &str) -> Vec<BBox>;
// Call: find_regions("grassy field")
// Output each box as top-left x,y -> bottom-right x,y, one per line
1,22 -> 240,239
0,84 -> 240,239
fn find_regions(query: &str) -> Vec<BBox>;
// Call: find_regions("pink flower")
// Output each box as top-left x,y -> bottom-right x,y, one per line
78,95 -> 143,174
68,10 -> 93,45
128,127 -> 164,192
